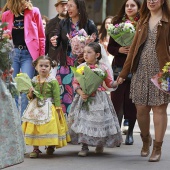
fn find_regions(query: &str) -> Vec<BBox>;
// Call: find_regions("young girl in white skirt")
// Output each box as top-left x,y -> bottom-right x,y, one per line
68,42 -> 122,156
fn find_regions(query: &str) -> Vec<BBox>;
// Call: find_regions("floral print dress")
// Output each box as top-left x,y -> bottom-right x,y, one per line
130,23 -> 170,105
56,21 -> 79,117
0,74 -> 25,169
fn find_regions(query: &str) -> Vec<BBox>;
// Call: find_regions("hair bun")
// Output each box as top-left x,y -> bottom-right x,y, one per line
52,60 -> 57,68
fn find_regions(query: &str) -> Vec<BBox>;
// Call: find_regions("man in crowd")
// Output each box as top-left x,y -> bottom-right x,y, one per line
45,0 -> 68,74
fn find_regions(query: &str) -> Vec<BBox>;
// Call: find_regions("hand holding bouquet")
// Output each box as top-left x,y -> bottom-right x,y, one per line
15,73 -> 43,99
71,65 -> 107,95
71,64 -> 107,109
151,62 -> 170,94
107,21 -> 135,46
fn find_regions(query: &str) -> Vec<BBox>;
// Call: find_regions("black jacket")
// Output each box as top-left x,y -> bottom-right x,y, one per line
45,15 -> 61,61
56,18 -> 99,66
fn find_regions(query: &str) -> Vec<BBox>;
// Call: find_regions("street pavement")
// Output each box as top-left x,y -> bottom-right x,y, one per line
6,106 -> 170,170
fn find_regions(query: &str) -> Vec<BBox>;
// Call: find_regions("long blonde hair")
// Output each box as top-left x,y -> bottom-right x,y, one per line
6,0 -> 33,16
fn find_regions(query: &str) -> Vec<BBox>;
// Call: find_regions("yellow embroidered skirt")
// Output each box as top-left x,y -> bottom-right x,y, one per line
22,105 -> 71,147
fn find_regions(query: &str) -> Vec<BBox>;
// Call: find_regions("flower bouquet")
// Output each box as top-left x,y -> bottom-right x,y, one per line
0,22 -> 13,71
71,64 -> 107,105
151,62 -> 170,94
67,29 -> 96,58
15,73 -> 43,99
107,21 -> 135,46
0,22 -> 18,97
71,64 -> 107,109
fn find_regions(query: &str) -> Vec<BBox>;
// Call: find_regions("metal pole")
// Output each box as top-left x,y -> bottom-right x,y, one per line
102,0 -> 107,22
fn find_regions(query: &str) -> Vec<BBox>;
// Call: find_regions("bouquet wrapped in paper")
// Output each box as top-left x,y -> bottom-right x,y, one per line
107,21 -> 135,46
71,65 -> 107,95
15,73 -> 43,99
151,62 -> 170,94
67,29 -> 96,56
0,22 -> 14,71
0,22 -> 18,97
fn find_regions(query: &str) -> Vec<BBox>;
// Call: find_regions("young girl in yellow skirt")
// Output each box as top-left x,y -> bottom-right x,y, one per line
22,56 -> 71,158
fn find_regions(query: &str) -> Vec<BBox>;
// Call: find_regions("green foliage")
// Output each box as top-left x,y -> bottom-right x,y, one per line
0,22 -> 13,71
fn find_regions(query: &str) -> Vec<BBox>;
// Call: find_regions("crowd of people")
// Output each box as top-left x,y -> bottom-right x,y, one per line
0,0 -> 170,169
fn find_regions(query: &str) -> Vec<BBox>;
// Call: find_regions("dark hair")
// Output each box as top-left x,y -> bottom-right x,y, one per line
112,0 -> 141,24
67,0 -> 88,29
41,15 -> 49,23
86,42 -> 102,60
99,16 -> 114,42
140,0 -> 170,23
32,56 -> 57,68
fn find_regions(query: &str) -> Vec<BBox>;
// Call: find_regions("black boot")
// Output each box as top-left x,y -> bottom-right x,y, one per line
125,119 -> 136,145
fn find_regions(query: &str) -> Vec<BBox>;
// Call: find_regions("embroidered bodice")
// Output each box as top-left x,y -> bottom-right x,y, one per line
32,75 -> 60,107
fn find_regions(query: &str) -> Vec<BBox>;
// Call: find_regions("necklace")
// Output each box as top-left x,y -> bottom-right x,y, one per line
36,75 -> 49,107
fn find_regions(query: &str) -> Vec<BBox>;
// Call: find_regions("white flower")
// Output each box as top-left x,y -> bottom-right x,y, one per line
1,48 -> 7,53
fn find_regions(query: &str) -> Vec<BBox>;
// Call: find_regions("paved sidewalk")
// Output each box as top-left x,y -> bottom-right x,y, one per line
7,106 -> 170,170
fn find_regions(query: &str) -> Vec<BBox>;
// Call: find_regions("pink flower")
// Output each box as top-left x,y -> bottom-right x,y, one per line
78,29 -> 88,36
115,24 -> 119,28
125,20 -> 131,23
89,65 -> 96,69
69,30 -> 96,56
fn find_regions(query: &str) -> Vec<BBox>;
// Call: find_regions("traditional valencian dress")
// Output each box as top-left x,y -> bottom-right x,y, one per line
68,62 -> 122,147
0,71 -> 25,169
22,75 -> 71,147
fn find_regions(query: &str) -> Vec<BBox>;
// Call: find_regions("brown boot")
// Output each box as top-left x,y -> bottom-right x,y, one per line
140,134 -> 152,157
148,140 -> 163,162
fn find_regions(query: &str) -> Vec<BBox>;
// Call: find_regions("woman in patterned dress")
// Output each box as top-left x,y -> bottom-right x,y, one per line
0,66 -> 25,168
118,0 -> 170,162
50,0 -> 98,117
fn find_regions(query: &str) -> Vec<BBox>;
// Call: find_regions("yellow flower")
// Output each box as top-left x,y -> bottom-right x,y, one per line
162,66 -> 168,73
166,62 -> 170,66
17,73 -> 24,76
76,66 -> 85,74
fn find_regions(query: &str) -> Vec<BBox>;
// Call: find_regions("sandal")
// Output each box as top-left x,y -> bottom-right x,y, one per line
46,146 -> 55,155
29,149 -> 42,158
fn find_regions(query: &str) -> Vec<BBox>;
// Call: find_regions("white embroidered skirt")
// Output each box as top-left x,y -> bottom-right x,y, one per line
68,91 -> 122,147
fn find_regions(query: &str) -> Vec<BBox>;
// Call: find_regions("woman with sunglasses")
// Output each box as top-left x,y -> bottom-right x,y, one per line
118,0 -> 170,162
1,0 -> 45,117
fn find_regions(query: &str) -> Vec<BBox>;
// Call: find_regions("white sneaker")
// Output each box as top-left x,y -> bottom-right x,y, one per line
95,146 -> 104,154
78,150 -> 89,157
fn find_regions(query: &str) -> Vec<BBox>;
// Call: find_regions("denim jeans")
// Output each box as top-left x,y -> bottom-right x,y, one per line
12,48 -> 35,116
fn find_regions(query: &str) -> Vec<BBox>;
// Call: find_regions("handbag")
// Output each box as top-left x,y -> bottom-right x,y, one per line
113,66 -> 132,81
